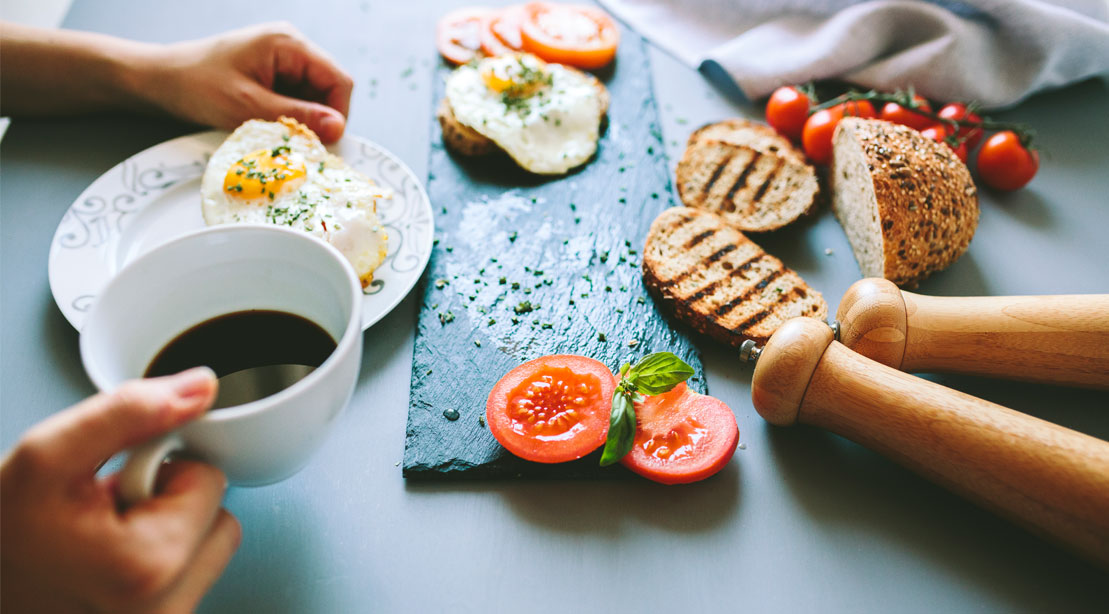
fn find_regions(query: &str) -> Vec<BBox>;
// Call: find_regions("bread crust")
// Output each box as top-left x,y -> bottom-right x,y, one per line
833,118 -> 979,287
437,67 -> 609,159
642,207 -> 827,346
688,118 -> 806,165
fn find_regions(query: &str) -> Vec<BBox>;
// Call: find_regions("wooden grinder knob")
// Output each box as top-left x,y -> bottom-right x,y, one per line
836,278 -> 1109,389
752,317 -> 1109,566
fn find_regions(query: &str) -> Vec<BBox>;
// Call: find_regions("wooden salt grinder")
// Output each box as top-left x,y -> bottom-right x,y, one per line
836,278 -> 1109,389
750,317 -> 1109,566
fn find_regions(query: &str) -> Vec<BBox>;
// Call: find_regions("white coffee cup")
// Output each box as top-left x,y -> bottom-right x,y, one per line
79,225 -> 362,504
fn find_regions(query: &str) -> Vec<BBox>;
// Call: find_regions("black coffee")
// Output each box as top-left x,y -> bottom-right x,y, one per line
145,310 -> 337,409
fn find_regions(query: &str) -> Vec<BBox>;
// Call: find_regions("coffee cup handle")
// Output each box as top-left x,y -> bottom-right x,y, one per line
118,435 -> 185,506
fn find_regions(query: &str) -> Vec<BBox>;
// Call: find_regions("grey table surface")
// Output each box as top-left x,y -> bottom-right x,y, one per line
2,1 -> 1108,611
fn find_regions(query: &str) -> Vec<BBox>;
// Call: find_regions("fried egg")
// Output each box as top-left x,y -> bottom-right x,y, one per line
445,53 -> 604,174
201,117 -> 390,289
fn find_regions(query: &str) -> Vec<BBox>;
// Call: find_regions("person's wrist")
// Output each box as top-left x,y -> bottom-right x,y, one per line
107,40 -> 178,116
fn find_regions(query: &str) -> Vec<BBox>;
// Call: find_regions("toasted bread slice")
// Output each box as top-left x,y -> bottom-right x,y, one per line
688,118 -> 806,165
831,118 -> 978,288
643,207 -> 827,346
438,69 -> 610,159
676,139 -> 819,232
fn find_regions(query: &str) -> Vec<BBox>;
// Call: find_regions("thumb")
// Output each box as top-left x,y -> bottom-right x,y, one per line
248,84 -> 347,143
26,368 -> 218,477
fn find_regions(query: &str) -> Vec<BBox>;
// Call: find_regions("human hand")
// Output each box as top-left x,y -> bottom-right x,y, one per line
141,22 -> 354,143
0,368 -> 240,614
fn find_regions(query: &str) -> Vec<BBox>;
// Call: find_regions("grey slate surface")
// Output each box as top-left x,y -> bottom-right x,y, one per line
404,34 -> 706,478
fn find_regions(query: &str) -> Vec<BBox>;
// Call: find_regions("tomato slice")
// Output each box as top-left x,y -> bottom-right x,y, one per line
487,355 -> 615,463
481,5 -> 525,57
519,2 -> 619,70
437,7 -> 491,65
621,383 -> 740,484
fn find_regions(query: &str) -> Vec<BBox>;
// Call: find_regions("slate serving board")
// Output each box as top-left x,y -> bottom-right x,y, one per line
404,33 -> 705,479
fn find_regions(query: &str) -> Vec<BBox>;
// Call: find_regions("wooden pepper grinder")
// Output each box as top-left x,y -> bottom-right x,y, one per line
749,316 -> 1109,567
835,278 -> 1109,389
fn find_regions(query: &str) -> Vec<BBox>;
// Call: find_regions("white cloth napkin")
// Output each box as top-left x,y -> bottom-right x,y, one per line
598,0 -> 1109,108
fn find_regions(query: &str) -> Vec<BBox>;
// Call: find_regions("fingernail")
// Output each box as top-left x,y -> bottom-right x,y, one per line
319,114 -> 344,141
171,366 -> 217,400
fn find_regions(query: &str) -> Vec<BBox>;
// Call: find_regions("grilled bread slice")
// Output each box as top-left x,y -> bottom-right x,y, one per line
688,118 -> 806,165
643,207 -> 827,346
437,72 -> 610,159
831,118 -> 978,288
676,138 -> 819,232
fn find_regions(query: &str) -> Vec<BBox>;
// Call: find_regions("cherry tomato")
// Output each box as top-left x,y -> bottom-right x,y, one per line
839,99 -> 876,119
486,355 -> 615,463
937,102 -> 984,150
879,95 -> 933,130
765,86 -> 812,142
620,383 -> 740,485
436,7 -> 490,65
480,6 -> 525,57
519,2 -> 619,70
977,131 -> 1039,191
919,124 -> 967,162
801,106 -> 844,165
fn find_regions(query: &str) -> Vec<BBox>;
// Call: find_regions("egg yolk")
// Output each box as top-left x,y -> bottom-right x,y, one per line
223,146 -> 306,200
481,56 -> 550,97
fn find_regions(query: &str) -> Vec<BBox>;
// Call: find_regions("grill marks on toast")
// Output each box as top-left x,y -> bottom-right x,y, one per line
643,208 -> 828,345
677,120 -> 820,233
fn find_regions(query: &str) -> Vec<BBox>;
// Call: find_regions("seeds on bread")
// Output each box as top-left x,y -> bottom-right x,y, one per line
831,118 -> 978,288
643,207 -> 828,346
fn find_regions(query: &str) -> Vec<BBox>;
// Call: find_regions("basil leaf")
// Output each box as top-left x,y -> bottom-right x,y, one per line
625,352 -> 694,396
599,391 -> 636,466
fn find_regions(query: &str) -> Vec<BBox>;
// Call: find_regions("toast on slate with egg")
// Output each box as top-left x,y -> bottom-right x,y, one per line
643,207 -> 828,346
437,53 -> 610,174
831,118 -> 978,288
677,120 -> 819,233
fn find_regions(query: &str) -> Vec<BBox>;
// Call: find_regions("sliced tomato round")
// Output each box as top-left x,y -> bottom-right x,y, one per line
481,5 -> 525,57
519,2 -> 619,70
487,355 -> 615,463
437,7 -> 491,65
621,383 -> 740,484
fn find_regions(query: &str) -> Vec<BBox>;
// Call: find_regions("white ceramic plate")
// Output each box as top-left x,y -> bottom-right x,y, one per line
49,130 -> 433,331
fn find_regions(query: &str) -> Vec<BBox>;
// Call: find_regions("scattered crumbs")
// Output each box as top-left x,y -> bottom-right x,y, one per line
636,296 -> 646,304
434,279 -> 448,289
443,408 -> 460,421
824,248 -> 835,256
738,443 -> 747,450
478,415 -> 486,427
474,340 -> 482,347
597,333 -> 607,342
628,339 -> 639,348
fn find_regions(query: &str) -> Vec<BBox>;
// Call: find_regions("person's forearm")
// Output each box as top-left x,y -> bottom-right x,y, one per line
0,21 -> 165,117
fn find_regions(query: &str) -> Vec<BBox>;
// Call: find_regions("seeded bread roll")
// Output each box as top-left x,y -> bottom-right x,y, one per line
831,118 -> 979,288
643,207 -> 827,346
676,138 -> 819,233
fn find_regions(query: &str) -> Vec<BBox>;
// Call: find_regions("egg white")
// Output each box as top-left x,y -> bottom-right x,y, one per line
445,54 -> 603,175
200,118 -> 390,288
